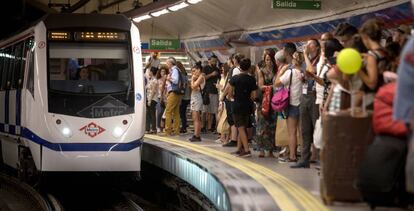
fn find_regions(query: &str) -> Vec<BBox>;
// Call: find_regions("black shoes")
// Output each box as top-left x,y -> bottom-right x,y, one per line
189,135 -> 202,142
222,141 -> 237,147
290,161 -> 310,169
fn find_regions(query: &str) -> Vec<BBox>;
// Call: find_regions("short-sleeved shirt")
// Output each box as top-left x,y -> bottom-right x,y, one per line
229,73 -> 258,115
145,56 -> 160,69
144,56 -> 160,79
280,68 -> 303,106
394,36 -> 414,124
202,65 -> 220,94
315,61 -> 330,105
232,67 -> 241,77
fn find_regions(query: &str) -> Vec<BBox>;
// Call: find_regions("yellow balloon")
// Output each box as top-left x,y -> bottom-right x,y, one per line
336,48 -> 362,74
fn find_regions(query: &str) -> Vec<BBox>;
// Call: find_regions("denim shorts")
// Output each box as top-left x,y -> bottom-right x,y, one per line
287,105 -> 300,118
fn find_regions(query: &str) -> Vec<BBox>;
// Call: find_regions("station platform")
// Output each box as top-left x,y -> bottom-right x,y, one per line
144,133 -> 404,211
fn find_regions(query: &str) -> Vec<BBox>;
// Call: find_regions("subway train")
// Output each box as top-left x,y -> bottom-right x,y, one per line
0,13 -> 145,178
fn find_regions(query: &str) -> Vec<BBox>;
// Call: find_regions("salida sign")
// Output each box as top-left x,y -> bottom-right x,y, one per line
272,0 -> 321,10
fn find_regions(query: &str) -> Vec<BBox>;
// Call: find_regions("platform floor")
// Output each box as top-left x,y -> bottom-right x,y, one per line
145,132 -> 405,211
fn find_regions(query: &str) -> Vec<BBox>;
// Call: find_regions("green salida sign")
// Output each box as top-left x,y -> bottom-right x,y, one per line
272,0 -> 321,10
149,39 -> 181,50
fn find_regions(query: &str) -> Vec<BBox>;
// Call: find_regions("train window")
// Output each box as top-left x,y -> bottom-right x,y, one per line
13,41 -> 25,89
0,49 -> 3,90
48,42 -> 132,93
11,42 -> 24,89
1,47 -> 11,90
6,45 -> 16,90
47,42 -> 134,118
27,39 -> 35,97
27,53 -> 34,97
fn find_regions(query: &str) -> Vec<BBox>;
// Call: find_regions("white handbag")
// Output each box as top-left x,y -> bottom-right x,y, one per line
313,117 -> 322,149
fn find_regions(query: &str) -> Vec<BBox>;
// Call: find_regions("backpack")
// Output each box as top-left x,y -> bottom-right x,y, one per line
368,49 -> 391,91
171,67 -> 187,95
369,49 -> 392,75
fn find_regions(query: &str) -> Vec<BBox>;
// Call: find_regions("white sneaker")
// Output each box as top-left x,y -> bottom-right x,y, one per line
215,139 -> 223,144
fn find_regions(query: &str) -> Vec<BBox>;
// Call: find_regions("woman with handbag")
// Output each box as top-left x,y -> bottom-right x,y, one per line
274,51 -> 304,163
216,63 -> 231,144
255,52 -> 278,157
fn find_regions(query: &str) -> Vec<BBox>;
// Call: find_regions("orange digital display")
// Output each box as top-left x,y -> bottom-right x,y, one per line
75,32 -> 127,41
48,32 -> 71,40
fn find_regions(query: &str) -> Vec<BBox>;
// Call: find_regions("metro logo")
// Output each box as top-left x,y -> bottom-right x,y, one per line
79,122 -> 105,138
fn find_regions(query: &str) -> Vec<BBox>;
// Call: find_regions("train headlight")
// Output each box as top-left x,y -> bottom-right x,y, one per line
112,127 -> 124,138
62,127 -> 72,138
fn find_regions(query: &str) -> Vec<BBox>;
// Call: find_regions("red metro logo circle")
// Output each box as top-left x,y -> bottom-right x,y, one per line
79,122 -> 105,138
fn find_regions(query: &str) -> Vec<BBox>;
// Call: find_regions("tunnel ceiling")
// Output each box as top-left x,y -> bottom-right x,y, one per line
136,0 -> 410,40
0,0 -> 411,41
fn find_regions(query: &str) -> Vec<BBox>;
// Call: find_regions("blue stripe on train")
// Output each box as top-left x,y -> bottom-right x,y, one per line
0,123 -> 142,152
9,125 -> 15,135
4,90 -> 9,124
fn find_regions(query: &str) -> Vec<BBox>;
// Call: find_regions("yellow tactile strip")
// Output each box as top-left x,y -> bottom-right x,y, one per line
145,134 -> 328,211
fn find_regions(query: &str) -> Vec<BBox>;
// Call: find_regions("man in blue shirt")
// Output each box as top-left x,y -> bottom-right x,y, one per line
164,57 -> 182,136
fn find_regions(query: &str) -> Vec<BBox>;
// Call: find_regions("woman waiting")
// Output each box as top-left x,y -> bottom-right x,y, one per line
145,67 -> 159,134
274,52 -> 304,163
216,63 -> 231,144
255,52 -> 278,158
359,18 -> 388,107
189,64 -> 205,142
156,65 -> 169,133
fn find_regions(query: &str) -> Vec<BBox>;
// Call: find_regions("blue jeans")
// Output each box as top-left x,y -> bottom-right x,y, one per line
156,99 -> 165,129
180,99 -> 190,130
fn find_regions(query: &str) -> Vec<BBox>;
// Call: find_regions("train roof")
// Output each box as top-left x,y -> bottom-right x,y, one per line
43,13 -> 131,31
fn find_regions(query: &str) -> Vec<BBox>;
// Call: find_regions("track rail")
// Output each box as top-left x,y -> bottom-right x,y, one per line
0,173 -> 62,211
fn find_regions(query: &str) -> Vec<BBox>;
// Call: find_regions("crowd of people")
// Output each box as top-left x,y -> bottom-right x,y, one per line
144,18 -> 412,169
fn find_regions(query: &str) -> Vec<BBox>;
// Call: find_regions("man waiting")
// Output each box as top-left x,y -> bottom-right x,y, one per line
163,57 -> 182,136
203,55 -> 221,132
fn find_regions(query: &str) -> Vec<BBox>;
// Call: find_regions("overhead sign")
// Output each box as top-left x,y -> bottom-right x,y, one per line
149,39 -> 181,50
272,0 -> 321,10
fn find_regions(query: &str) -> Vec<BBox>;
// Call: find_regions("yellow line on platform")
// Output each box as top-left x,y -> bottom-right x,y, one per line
145,135 -> 328,211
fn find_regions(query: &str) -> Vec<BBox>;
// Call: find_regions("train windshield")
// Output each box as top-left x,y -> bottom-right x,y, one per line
48,42 -> 134,118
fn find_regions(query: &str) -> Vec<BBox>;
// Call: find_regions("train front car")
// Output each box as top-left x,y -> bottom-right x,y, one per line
28,14 -> 145,173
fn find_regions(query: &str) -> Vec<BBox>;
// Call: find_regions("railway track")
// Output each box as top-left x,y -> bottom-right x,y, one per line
1,172 -> 145,211
0,172 -> 62,211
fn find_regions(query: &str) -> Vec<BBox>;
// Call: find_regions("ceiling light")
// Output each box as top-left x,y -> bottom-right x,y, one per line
187,0 -> 202,4
150,9 -> 169,17
168,2 -> 189,11
133,15 -> 152,22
